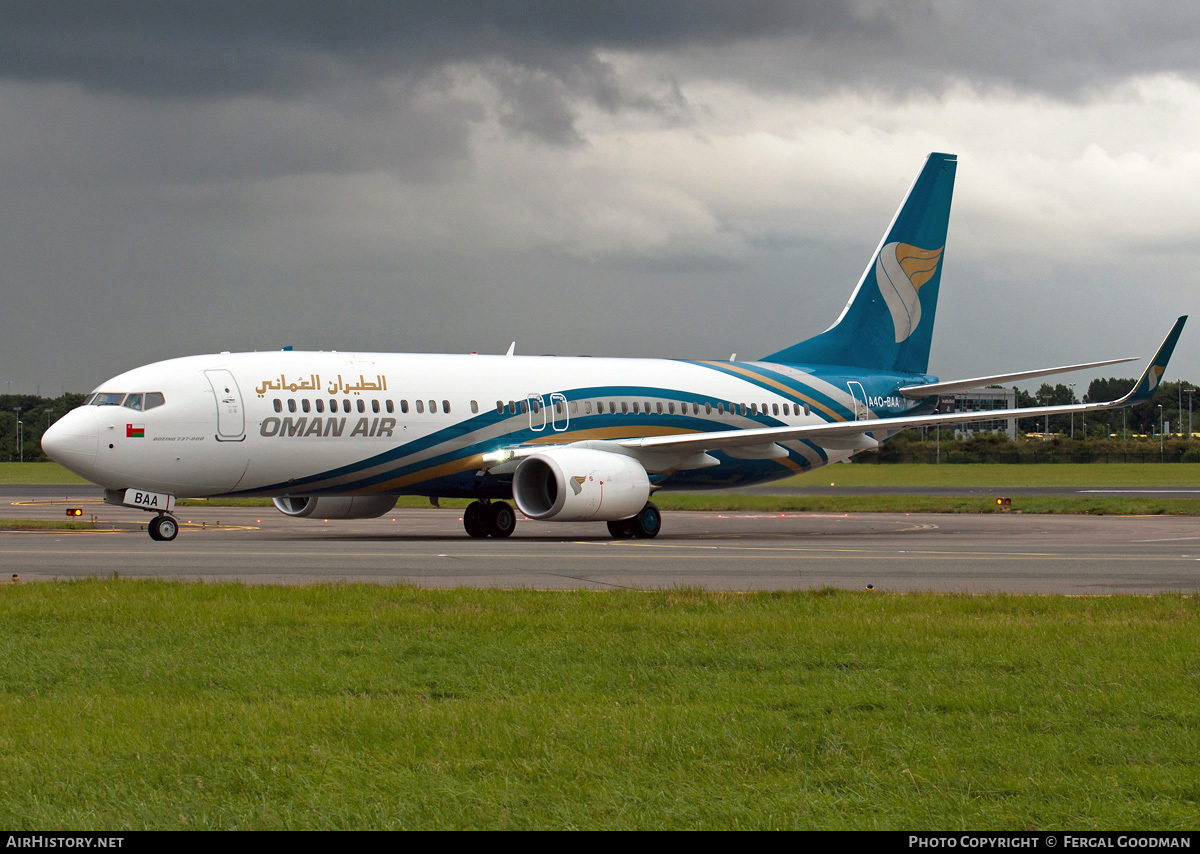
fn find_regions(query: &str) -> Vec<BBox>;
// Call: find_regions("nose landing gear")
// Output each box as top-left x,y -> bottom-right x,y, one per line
148,514 -> 179,541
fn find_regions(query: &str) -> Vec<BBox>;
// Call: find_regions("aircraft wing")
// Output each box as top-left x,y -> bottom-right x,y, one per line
485,317 -> 1186,473
895,357 -> 1137,399
617,317 -> 1186,459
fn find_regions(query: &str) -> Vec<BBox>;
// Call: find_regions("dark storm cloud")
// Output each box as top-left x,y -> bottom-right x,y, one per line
0,1 -> 868,97
3,2 -> 1200,102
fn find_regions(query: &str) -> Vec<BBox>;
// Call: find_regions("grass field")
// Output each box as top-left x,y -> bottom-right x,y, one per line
6,461 -> 1198,489
8,461 -> 1200,517
0,581 -> 1196,829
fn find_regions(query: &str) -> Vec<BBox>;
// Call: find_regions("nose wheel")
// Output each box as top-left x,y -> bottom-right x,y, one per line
148,514 -> 179,542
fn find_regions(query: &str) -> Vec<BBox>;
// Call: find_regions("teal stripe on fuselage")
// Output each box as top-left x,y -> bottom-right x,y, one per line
234,383 -> 812,497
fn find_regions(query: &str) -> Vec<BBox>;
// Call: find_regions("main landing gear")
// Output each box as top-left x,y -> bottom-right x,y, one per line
606,502 -> 662,539
148,514 -> 179,542
463,500 -> 517,539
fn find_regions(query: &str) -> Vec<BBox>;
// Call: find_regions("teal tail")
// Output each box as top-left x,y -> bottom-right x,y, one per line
764,152 -> 958,374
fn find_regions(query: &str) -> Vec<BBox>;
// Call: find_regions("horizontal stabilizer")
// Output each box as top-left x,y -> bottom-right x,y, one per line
897,357 -> 1137,399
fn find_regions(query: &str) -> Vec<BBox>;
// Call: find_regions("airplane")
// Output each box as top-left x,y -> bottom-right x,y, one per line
42,152 -> 1186,542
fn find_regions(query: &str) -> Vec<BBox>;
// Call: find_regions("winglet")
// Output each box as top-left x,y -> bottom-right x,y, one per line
1115,316 -> 1187,405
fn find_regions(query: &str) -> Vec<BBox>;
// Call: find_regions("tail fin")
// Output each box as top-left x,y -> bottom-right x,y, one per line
764,152 -> 958,374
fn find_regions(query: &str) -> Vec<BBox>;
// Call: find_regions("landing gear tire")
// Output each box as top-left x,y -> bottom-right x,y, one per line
607,503 -> 662,539
607,518 -> 636,539
486,501 -> 516,538
148,515 -> 178,542
463,501 -> 488,538
631,502 -> 662,539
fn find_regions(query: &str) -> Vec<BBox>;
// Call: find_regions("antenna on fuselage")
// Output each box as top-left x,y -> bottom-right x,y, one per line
505,342 -> 516,357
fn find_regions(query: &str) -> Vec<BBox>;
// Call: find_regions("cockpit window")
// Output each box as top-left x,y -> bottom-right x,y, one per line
86,391 -> 165,410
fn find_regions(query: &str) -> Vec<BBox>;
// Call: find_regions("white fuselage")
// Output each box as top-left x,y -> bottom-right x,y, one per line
43,350 -> 924,499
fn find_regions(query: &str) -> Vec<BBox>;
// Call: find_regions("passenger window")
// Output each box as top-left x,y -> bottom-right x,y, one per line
288,399 -> 297,413
750,403 -> 758,415
693,403 -> 700,415
782,403 -> 789,416
316,399 -> 325,413
343,399 -> 351,412
656,402 -> 663,414
329,399 -> 338,413
705,403 -> 712,415
621,402 -> 628,414
416,400 -> 424,414
443,400 -> 451,413
555,401 -> 564,415
632,402 -> 639,414
401,400 -> 410,414
273,399 -> 282,413
372,400 -> 380,414
301,399 -> 311,413
471,400 -> 479,414
520,400 -> 528,414
357,400 -> 365,413
773,403 -> 780,416
496,401 -> 504,414
386,400 -> 394,414
668,402 -> 675,414
803,404 -> 811,416
584,401 -> 592,414
717,403 -> 724,415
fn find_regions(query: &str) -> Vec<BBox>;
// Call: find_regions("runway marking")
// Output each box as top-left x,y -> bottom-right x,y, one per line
1,545 -> 1191,563
1081,489 -> 1200,494
11,498 -> 105,506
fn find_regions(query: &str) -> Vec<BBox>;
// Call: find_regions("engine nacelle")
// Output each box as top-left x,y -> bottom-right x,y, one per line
513,449 -> 650,522
272,495 -> 398,520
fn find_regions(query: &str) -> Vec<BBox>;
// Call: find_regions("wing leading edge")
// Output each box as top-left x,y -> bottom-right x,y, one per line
618,317 -> 1187,459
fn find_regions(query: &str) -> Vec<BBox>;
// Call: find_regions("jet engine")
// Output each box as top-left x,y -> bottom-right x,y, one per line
272,495 -> 398,520
512,449 -> 650,522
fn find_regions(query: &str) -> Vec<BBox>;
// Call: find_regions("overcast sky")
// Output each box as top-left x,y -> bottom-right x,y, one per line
2,1 -> 1198,397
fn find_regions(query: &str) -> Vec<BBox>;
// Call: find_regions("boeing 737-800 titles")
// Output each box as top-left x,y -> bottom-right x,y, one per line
42,153 -> 1186,541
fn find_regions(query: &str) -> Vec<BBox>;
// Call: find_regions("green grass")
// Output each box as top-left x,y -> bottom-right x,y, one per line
778,462 -> 1200,488
0,519 -> 95,530
0,462 -> 89,485
653,493 -> 1200,515
7,462 -> 1199,489
0,582 -> 1196,829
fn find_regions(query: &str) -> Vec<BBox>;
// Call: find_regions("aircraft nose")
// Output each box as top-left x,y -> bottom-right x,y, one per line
42,408 -> 98,474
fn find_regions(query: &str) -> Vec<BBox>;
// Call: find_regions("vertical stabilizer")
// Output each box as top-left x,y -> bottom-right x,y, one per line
764,153 -> 957,374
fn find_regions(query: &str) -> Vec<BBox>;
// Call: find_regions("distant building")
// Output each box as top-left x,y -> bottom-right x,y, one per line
937,388 -> 1017,439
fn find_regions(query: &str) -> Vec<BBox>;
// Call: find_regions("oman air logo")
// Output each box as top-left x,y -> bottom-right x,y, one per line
1147,364 -> 1166,392
876,242 -> 944,343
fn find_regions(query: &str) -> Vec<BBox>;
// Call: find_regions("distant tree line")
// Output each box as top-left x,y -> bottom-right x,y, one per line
0,393 -> 87,462
2,378 -> 1196,463
1012,377 -> 1199,438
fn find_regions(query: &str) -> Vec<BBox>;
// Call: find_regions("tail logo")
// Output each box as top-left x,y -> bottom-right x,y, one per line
876,242 -> 944,343
1148,364 -> 1165,392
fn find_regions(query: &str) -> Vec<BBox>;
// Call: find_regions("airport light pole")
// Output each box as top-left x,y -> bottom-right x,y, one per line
1187,388 -> 1195,438
1069,383 -> 1076,438
12,408 -> 19,463
1159,404 -> 1164,461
